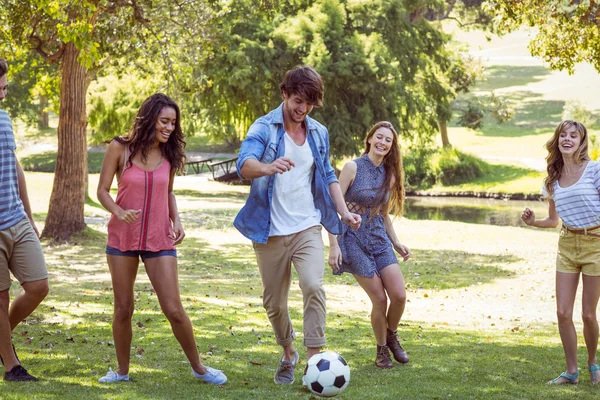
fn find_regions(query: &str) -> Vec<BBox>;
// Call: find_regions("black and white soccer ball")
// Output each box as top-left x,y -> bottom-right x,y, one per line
303,351 -> 350,397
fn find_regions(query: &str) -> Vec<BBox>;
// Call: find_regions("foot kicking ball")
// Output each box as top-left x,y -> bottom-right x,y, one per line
303,351 -> 350,397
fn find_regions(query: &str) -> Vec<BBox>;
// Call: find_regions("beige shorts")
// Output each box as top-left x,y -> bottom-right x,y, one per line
556,226 -> 600,276
0,218 -> 47,291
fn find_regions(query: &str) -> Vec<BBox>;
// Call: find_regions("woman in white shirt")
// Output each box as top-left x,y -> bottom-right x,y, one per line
522,120 -> 600,384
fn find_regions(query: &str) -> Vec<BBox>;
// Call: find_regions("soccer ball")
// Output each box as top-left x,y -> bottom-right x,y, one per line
303,351 -> 350,397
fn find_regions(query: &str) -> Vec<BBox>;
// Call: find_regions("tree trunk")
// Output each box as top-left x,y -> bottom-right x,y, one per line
42,43 -> 89,240
440,119 -> 451,148
38,96 -> 49,129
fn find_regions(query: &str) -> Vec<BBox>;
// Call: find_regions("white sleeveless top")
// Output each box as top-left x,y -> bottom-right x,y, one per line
542,161 -> 600,228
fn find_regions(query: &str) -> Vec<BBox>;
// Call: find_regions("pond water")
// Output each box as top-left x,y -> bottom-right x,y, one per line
403,196 -> 552,228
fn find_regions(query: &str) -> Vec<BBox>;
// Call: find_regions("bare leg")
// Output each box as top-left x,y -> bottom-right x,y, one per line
582,274 -> 600,383
144,256 -> 207,375
354,274 -> 388,345
555,271 -> 580,382
380,265 -> 407,331
0,290 -> 18,371
8,279 -> 48,331
107,255 -> 139,376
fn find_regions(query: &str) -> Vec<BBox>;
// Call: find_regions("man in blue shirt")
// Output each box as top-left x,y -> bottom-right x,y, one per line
234,65 -> 361,385
0,59 -> 49,382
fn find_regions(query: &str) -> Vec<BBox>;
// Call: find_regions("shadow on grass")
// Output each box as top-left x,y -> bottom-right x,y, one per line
466,91 -> 565,138
402,248 -> 517,290
0,229 -> 566,399
179,208 -> 241,230
476,65 -> 551,92
20,151 -> 106,174
174,189 -> 248,202
6,315 -> 594,399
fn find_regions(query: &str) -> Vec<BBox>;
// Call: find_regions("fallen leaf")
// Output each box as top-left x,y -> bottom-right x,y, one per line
136,347 -> 145,355
250,361 -> 262,366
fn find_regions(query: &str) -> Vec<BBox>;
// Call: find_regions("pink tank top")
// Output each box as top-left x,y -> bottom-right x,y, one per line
107,152 -> 175,252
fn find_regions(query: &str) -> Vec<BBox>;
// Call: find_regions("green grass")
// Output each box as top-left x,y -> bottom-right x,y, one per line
20,152 -> 106,174
185,134 -> 236,153
422,162 -> 545,194
2,171 -> 597,399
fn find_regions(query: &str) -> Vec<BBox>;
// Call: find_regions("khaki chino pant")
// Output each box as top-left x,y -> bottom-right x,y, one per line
253,225 -> 326,348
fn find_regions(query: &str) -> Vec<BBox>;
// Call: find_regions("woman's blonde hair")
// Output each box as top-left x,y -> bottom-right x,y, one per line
544,120 -> 590,196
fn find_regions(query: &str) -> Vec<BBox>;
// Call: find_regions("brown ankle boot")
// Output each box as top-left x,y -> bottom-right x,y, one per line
375,344 -> 393,368
387,328 -> 409,364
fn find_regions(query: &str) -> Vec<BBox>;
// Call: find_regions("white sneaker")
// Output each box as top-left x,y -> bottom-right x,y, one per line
192,366 -> 227,385
98,368 -> 130,383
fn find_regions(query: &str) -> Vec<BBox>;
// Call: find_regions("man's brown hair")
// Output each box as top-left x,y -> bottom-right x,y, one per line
279,65 -> 324,107
0,59 -> 7,77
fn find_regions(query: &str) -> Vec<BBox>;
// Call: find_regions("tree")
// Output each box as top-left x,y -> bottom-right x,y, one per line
0,0 -> 211,239
195,0 -> 459,160
489,0 -> 600,73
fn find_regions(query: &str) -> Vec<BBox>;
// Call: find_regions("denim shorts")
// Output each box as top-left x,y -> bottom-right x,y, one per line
106,246 -> 177,261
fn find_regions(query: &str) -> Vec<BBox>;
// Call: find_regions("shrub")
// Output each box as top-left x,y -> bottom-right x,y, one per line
562,99 -> 596,127
403,147 -> 436,189
431,148 -> 485,185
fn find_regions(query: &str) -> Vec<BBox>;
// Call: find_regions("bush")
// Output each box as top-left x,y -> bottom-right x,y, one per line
403,147 -> 436,189
562,99 -> 596,127
431,148 -> 485,185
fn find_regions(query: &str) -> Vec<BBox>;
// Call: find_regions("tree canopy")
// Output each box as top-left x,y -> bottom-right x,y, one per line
490,0 -> 600,73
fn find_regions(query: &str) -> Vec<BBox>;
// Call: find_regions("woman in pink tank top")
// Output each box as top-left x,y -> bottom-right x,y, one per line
96,94 -> 227,385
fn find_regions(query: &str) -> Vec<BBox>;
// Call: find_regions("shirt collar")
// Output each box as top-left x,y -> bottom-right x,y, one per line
362,153 -> 385,173
273,102 -> 315,133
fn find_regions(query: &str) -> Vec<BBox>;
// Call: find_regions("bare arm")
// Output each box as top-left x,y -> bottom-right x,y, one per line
327,162 -> 360,271
521,200 -> 559,228
16,160 -> 39,236
168,169 -> 185,245
383,213 -> 411,261
329,161 -> 361,230
96,141 -> 140,223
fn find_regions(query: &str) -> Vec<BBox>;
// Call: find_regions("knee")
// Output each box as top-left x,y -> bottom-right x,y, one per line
388,291 -> 407,307
163,305 -> 187,325
24,279 -> 49,299
372,295 -> 388,312
302,281 -> 325,300
582,310 -> 598,326
557,308 -> 573,323
114,302 -> 134,323
263,300 -> 287,318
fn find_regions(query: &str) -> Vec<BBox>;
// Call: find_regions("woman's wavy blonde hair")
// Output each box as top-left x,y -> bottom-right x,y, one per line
544,120 -> 590,197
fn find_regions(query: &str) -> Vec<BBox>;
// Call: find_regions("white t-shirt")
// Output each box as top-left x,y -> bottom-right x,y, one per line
542,161 -> 600,228
269,133 -> 321,236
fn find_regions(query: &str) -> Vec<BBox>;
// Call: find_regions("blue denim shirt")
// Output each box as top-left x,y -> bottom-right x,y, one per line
234,103 -> 342,243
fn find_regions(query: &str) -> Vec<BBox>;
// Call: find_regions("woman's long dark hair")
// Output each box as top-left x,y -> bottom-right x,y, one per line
363,121 -> 405,217
115,93 -> 186,173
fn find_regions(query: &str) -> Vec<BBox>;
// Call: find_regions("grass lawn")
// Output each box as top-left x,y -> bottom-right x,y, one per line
422,162 -> 545,195
2,172 -> 599,399
440,26 -> 600,175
